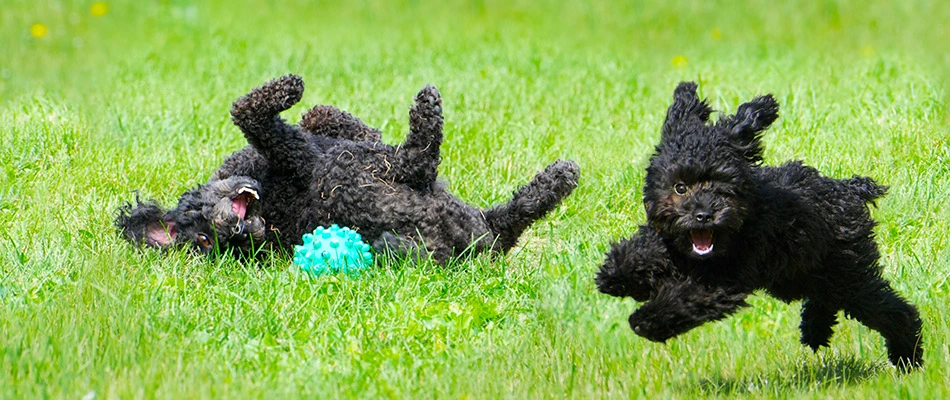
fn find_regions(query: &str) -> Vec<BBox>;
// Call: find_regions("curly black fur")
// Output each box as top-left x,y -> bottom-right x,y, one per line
117,75 -> 580,264
595,82 -> 923,370
115,176 -> 265,256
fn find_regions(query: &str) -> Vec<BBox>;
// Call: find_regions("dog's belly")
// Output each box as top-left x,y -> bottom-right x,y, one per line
318,178 -> 493,252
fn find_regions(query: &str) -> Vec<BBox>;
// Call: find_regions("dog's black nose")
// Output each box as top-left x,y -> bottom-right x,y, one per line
695,212 -> 712,223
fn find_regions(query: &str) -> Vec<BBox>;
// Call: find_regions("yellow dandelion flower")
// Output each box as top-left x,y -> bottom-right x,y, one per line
711,28 -> 722,41
91,2 -> 109,17
30,23 -> 48,38
672,55 -> 688,68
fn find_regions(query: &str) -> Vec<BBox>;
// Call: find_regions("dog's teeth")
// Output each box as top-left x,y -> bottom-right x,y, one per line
692,243 -> 714,256
237,187 -> 259,199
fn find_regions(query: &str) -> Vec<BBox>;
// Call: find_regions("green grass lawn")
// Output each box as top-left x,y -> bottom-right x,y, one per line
2,0 -> 949,398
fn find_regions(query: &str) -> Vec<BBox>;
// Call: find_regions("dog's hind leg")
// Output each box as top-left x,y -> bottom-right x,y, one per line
384,85 -> 444,188
300,105 -> 383,142
838,273 -> 923,370
799,298 -> 839,351
596,225 -> 678,301
817,243 -> 924,370
230,75 -> 309,171
482,159 -> 580,252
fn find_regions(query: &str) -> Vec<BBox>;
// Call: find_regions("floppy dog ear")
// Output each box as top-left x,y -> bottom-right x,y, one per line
723,94 -> 779,163
115,197 -> 178,248
662,82 -> 713,137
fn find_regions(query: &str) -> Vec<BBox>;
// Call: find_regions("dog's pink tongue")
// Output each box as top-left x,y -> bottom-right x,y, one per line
231,195 -> 249,220
690,230 -> 713,252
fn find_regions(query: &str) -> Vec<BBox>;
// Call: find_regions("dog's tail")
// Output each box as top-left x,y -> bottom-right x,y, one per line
845,176 -> 888,206
483,160 -> 580,252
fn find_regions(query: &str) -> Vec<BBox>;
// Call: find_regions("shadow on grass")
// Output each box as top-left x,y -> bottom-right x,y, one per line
692,355 -> 889,396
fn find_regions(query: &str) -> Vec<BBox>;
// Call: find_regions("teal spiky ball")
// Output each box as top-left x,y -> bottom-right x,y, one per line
293,225 -> 373,276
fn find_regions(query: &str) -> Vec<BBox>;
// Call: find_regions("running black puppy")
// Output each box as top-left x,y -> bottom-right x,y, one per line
118,75 -> 579,263
595,82 -> 923,370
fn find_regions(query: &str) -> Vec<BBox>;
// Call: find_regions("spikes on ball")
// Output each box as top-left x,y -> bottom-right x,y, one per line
293,225 -> 373,276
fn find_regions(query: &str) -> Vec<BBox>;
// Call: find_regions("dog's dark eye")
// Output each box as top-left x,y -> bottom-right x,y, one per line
673,183 -> 688,195
197,234 -> 212,248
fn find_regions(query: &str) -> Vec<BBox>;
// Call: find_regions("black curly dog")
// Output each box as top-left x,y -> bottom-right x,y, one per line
595,82 -> 923,370
117,75 -> 580,264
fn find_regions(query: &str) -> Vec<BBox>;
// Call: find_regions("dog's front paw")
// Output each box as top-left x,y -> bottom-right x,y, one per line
410,85 -> 443,134
232,74 -> 304,118
595,255 -> 652,301
544,159 -> 580,195
628,303 -> 680,343
262,74 -> 305,111
596,229 -> 674,301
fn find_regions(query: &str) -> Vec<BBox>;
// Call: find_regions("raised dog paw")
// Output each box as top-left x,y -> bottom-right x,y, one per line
261,74 -> 305,111
410,85 -> 443,134
628,305 -> 679,343
595,254 -> 653,301
414,85 -> 442,112
596,263 -> 640,299
232,74 -> 305,118
628,287 -> 714,343
545,159 -> 581,193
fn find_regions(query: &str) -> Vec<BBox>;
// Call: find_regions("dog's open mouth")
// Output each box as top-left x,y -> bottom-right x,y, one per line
690,229 -> 714,255
231,187 -> 259,220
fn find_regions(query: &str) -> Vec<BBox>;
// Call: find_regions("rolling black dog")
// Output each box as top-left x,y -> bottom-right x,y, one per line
595,82 -> 923,370
117,75 -> 579,264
